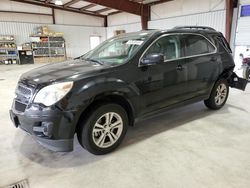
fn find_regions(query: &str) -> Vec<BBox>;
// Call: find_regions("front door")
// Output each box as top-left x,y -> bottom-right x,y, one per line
135,34 -> 189,114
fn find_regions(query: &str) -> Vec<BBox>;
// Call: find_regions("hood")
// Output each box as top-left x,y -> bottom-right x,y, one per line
20,59 -> 107,85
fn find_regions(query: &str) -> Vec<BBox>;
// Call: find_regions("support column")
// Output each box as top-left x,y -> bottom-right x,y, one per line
141,5 -> 150,30
225,0 -> 234,42
52,8 -> 55,24
104,16 -> 108,27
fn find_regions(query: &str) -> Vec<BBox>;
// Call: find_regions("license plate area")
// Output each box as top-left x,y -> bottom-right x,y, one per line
229,72 -> 248,91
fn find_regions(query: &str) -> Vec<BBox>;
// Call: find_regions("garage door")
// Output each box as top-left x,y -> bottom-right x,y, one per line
235,2 -> 250,45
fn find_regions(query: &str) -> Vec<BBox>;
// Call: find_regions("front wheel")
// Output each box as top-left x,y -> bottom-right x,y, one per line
77,103 -> 128,155
204,79 -> 229,110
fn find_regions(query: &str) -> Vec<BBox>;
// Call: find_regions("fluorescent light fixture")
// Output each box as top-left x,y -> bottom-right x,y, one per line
55,0 -> 63,5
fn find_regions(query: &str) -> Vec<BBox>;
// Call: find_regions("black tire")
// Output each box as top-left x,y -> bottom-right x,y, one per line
204,78 -> 229,110
243,66 -> 250,81
77,103 -> 128,155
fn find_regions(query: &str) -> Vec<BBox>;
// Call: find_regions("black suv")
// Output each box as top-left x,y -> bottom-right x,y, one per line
10,26 -> 247,155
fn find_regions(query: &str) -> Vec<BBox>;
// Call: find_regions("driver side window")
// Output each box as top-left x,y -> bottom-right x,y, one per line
144,35 -> 181,61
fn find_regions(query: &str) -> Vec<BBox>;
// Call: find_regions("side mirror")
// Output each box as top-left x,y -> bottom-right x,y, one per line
141,53 -> 164,66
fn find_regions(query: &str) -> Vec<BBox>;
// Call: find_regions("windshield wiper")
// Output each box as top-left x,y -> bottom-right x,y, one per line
85,58 -> 104,65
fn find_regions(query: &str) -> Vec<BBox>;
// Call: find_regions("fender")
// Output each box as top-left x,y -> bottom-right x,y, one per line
62,77 -> 140,133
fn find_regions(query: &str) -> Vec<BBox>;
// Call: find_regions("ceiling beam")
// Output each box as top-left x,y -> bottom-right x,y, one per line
63,0 -> 81,7
80,3 -> 96,11
95,7 -> 112,13
83,0 -> 145,16
148,0 -> 173,6
132,0 -> 144,2
10,0 -> 105,18
45,0 -> 52,4
85,0 -> 150,29
108,11 -> 122,16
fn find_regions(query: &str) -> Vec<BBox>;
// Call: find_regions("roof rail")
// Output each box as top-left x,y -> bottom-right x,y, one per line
174,26 -> 216,31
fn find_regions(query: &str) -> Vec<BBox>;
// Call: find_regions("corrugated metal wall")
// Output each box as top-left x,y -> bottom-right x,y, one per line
0,22 -> 40,44
234,0 -> 250,46
148,10 -> 226,34
106,22 -> 141,38
0,21 -> 106,58
235,17 -> 250,46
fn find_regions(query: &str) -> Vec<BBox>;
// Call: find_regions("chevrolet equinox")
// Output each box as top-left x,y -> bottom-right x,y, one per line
10,26 -> 248,155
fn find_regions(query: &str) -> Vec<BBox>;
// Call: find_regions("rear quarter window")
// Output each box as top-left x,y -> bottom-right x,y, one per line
184,34 -> 216,57
210,34 -> 232,54
216,35 -> 232,53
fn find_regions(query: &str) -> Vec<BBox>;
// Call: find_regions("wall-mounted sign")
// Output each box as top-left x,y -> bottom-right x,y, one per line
241,5 -> 250,17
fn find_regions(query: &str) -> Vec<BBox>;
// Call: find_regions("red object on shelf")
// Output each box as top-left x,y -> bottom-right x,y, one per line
243,57 -> 250,65
40,37 -> 49,42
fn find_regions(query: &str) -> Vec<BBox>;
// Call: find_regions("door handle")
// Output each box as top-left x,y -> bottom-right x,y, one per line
176,65 -> 184,71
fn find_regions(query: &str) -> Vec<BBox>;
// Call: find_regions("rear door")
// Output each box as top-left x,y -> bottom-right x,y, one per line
182,34 -> 219,98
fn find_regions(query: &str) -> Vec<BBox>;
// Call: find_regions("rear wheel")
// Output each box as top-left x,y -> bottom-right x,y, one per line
77,103 -> 128,155
204,79 -> 229,110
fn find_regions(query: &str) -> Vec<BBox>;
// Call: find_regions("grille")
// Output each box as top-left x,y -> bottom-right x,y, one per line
15,101 -> 27,112
15,83 -> 34,112
16,84 -> 32,98
4,179 -> 29,188
15,84 -> 33,104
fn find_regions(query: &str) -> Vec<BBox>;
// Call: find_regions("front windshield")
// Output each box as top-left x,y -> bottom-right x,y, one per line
81,32 -> 152,65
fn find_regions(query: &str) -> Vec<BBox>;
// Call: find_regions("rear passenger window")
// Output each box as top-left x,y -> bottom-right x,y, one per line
185,35 -> 215,56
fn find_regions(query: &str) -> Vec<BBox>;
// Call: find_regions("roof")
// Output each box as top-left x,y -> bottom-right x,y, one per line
158,26 -> 220,35
111,26 -> 219,39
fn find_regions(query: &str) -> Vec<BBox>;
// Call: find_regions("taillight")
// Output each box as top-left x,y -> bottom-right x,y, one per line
243,58 -> 250,64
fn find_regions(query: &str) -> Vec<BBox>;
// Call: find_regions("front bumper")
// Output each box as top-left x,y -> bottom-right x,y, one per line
10,102 -> 78,152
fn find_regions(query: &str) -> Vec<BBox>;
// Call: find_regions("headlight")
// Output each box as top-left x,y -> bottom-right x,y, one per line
34,82 -> 73,106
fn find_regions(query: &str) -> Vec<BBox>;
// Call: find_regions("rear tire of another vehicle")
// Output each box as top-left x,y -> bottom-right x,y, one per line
204,78 -> 229,110
77,103 -> 128,155
243,66 -> 250,81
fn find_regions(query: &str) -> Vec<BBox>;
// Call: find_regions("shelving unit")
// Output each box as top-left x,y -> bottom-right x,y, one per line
0,35 -> 19,65
30,35 -> 66,63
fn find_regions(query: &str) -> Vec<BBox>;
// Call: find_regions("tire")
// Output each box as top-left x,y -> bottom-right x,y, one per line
243,66 -> 250,81
204,78 -> 229,110
77,103 -> 128,155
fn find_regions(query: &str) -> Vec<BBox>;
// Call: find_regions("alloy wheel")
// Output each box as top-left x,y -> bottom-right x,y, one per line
92,112 -> 123,148
215,83 -> 227,105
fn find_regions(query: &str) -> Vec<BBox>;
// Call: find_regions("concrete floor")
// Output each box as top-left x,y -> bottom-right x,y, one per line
0,64 -> 250,188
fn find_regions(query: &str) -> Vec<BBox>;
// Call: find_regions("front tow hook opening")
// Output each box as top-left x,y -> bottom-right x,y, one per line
33,122 -> 53,138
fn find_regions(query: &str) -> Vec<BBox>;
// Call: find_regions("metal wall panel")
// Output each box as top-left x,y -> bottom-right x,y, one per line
151,0 -> 225,20
235,1 -> 250,45
106,22 -> 141,38
235,17 -> 250,45
0,22 -> 40,44
0,13 -> 52,24
55,10 -> 104,27
0,21 -> 106,58
148,10 -> 226,34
